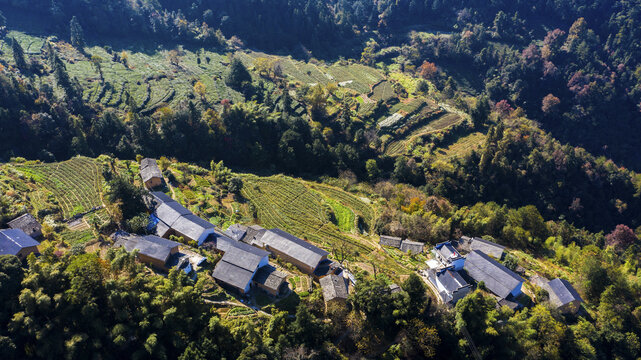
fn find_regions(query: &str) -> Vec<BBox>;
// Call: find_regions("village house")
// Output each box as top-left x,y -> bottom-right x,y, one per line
464,250 -> 524,300
253,265 -> 289,296
150,193 -> 216,245
139,158 -> 163,188
459,236 -> 506,260
433,241 -> 465,270
379,235 -> 424,254
212,240 -> 271,294
428,268 -> 472,305
0,229 -> 40,260
8,213 -> 42,239
259,228 -> 330,275
400,240 -> 424,254
114,234 -> 181,270
379,235 -> 403,248
547,278 -> 583,314
319,274 -> 349,304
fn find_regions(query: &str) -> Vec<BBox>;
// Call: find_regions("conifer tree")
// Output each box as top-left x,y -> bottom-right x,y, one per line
70,16 -> 86,50
11,38 -> 28,71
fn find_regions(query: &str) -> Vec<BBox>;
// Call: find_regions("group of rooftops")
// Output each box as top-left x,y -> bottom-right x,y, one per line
386,234 -> 585,313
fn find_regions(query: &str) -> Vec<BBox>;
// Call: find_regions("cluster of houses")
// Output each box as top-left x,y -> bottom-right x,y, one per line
379,235 -> 425,254
422,235 -> 583,313
133,159 -> 349,303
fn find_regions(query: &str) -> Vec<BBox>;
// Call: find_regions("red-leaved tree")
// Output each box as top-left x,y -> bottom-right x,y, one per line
605,224 -> 637,251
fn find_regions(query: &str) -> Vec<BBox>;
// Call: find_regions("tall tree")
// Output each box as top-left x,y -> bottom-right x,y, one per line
69,16 -> 86,50
11,38 -> 28,71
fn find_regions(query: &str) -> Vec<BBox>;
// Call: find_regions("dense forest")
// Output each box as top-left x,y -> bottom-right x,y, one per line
2,0 -> 641,359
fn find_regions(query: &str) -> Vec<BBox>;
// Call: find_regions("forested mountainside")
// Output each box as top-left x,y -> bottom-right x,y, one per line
2,1 -> 641,359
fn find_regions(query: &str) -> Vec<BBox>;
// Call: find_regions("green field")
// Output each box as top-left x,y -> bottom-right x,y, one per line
1,31 -> 387,113
435,131 -> 486,160
384,112 -> 464,156
14,156 -> 103,219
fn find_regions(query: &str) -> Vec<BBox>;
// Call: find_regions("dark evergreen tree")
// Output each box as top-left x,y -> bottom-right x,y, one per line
70,16 -> 86,50
224,58 -> 252,90
11,38 -> 28,71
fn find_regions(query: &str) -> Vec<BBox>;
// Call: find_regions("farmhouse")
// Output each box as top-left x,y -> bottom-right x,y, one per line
139,158 -> 163,188
260,228 -> 329,275
547,278 -> 583,314
469,237 -> 506,260
211,238 -> 271,294
8,213 -> 42,239
0,229 -> 40,260
464,250 -> 524,299
433,241 -> 465,270
429,268 -> 472,305
379,235 -> 403,248
400,240 -> 424,254
319,274 -> 349,304
114,234 -> 180,270
253,265 -> 288,296
150,193 -> 216,245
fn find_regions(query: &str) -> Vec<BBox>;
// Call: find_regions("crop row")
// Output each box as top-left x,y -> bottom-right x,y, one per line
241,175 -> 372,254
17,157 -> 103,218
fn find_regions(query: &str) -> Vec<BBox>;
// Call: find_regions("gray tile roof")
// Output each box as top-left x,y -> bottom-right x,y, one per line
8,214 -> 42,238
262,229 -> 329,270
243,225 -> 267,247
389,283 -> 401,293
0,229 -> 39,256
435,242 -> 462,261
548,278 -> 583,308
320,274 -> 348,302
253,265 -> 288,291
140,158 -> 163,183
155,220 -> 171,238
171,214 -> 215,242
225,224 -> 248,241
400,240 -> 424,254
221,245 -> 267,272
116,234 -> 179,264
379,235 -> 403,248
151,191 -> 174,205
212,260 -> 255,292
437,269 -> 469,293
155,201 -> 192,226
464,250 -> 524,299
469,237 -> 506,259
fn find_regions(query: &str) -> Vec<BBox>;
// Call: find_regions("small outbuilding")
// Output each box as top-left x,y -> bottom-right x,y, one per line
400,240 -> 424,254
139,158 -> 163,188
253,265 -> 289,296
548,278 -> 583,314
379,235 -> 403,248
320,274 -> 349,304
8,213 -> 42,239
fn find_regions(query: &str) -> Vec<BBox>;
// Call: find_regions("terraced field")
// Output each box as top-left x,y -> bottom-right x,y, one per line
435,132 -> 486,160
238,52 -> 384,94
240,174 -> 416,276
14,157 -> 103,219
241,174 -> 372,254
384,112 -> 464,156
